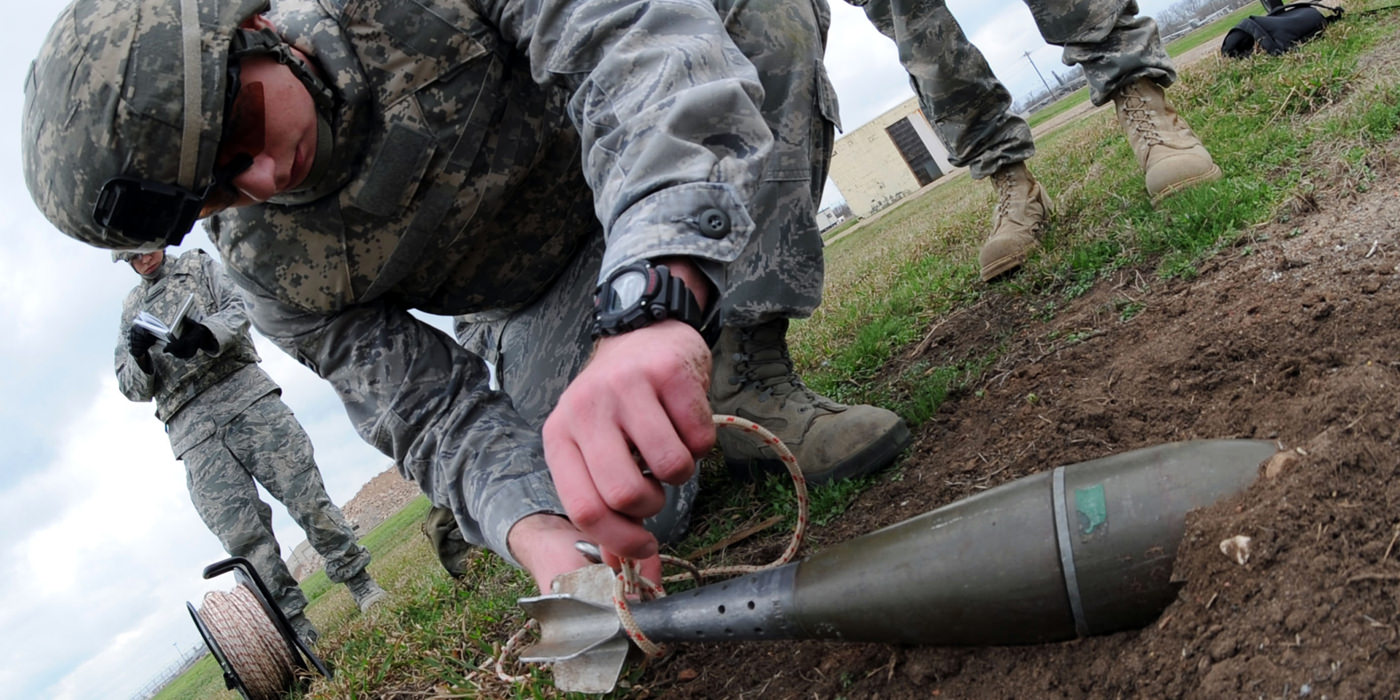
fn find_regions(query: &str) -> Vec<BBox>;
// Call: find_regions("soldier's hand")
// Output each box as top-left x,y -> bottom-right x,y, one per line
542,320 -> 715,565
127,325 -> 159,373
163,321 -> 218,359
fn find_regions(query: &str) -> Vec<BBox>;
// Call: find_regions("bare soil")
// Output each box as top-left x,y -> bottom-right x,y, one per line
633,110 -> 1400,700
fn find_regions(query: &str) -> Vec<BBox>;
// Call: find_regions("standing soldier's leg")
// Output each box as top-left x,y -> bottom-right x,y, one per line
856,0 -> 1034,177
182,429 -> 313,639
228,394 -> 386,612
1026,0 -> 1219,200
854,0 -> 1050,281
707,0 -> 909,484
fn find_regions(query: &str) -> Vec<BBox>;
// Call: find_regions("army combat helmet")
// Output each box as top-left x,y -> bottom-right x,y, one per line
22,0 -> 332,252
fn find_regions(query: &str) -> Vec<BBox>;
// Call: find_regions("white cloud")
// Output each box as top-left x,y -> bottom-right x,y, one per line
0,377 -> 225,700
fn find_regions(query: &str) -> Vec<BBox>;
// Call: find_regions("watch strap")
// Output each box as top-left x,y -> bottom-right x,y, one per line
592,263 -> 707,338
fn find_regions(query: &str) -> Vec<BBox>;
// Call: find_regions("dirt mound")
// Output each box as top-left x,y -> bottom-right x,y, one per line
648,137 -> 1400,697
340,466 -> 422,533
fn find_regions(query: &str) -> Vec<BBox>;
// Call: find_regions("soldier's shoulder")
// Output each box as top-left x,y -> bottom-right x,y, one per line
172,248 -> 217,274
121,283 -> 145,309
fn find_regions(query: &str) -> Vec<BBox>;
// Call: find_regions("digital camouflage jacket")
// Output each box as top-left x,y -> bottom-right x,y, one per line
116,249 -> 276,457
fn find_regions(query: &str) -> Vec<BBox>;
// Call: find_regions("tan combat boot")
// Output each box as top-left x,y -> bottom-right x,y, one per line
978,161 -> 1052,282
1112,78 -> 1222,203
709,319 -> 911,485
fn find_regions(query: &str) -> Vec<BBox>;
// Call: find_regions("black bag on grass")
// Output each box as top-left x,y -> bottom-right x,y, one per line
1221,0 -> 1343,58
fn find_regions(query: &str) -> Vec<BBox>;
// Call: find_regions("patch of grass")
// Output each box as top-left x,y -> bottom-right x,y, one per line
1116,298 -> 1147,322
899,356 -> 990,426
1026,89 -> 1091,130
151,655 -> 227,700
1163,5 -> 1260,57
1025,4 -> 1260,131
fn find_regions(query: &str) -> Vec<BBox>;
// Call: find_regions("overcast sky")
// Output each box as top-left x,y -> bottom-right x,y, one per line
0,0 -> 1176,697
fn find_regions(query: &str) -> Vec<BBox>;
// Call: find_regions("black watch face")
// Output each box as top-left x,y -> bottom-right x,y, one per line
607,269 -> 649,313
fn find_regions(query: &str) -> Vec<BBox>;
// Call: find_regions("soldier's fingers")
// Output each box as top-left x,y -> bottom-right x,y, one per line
574,424 -> 667,519
624,394 -> 699,487
655,374 -> 716,459
544,432 -> 659,561
601,550 -> 665,592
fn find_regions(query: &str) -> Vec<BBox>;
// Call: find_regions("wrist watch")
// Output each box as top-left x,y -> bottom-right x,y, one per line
592,261 -> 706,338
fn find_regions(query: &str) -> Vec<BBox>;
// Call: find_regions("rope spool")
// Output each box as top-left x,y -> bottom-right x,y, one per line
196,582 -> 299,700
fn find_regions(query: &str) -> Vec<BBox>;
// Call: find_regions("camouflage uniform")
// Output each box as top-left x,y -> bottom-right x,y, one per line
850,0 -> 1174,178
116,249 -> 371,618
192,0 -> 839,567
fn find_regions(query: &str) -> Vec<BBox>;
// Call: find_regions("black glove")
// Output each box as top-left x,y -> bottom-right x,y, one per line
163,321 -> 218,359
127,325 -> 158,374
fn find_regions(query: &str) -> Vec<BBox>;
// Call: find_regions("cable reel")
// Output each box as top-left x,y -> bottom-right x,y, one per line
187,557 -> 331,699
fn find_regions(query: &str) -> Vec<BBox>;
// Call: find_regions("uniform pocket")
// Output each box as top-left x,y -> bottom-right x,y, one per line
811,60 -> 842,185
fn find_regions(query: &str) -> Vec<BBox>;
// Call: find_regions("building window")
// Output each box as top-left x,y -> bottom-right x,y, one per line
885,117 -> 942,187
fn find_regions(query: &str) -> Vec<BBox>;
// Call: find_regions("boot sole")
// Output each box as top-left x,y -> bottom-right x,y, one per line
1150,164 -> 1223,205
725,421 -> 913,486
980,252 -> 1030,282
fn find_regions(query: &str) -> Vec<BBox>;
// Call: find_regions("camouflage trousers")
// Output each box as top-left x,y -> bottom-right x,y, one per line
445,0 -> 839,556
181,392 -> 371,617
852,0 -> 1174,178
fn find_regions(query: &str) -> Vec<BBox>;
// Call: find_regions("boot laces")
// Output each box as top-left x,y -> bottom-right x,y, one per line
1118,85 -> 1164,147
729,326 -> 816,407
993,169 -> 1016,223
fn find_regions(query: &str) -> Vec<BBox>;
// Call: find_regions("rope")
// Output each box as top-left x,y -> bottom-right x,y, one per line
199,583 -> 299,700
497,414 -> 809,677
493,618 -> 538,684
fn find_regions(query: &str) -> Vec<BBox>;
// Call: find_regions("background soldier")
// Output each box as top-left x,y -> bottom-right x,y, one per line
27,0 -> 909,593
115,247 -> 388,645
852,0 -> 1221,281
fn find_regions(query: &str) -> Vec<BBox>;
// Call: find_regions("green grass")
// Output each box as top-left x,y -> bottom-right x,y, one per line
1026,89 -> 1091,130
1165,4 -> 1262,57
1027,4 -> 1268,130
151,654 -> 228,700
158,7 -> 1400,698
795,2 -> 1400,423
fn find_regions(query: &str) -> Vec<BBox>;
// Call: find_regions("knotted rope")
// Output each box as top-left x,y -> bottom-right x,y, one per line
198,583 -> 298,700
497,414 -> 809,679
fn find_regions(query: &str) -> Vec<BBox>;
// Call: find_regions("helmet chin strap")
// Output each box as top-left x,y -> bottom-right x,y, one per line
229,27 -> 337,203
177,0 -> 205,192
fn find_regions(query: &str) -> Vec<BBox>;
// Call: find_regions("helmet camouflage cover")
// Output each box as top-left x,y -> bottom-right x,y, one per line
22,0 -> 269,251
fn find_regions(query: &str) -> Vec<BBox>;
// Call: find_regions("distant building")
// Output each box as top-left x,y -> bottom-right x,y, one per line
816,207 -> 848,232
828,97 -> 955,218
